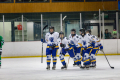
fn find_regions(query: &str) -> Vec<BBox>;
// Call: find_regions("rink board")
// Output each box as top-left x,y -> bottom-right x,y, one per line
1,39 -> 120,58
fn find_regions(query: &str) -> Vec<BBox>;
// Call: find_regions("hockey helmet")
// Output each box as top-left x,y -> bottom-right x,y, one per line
71,29 -> 76,32
86,29 -> 91,34
71,29 -> 76,36
59,31 -> 64,39
79,29 -> 85,37
49,26 -> 54,34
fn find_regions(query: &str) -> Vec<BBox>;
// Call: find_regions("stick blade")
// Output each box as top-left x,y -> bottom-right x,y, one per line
111,67 -> 114,69
43,25 -> 48,30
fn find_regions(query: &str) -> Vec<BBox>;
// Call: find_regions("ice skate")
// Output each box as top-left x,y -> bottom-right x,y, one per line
52,65 -> 56,70
46,65 -> 50,70
73,62 -> 77,66
85,65 -> 90,70
61,63 -> 67,70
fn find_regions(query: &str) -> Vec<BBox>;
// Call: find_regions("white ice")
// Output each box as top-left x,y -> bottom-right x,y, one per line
0,56 -> 120,80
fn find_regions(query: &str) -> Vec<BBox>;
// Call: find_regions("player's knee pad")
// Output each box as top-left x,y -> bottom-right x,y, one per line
83,53 -> 89,60
77,53 -> 81,58
76,53 -> 79,56
73,57 -> 77,62
52,56 -> 57,64
75,54 -> 78,59
90,54 -> 96,64
90,54 -> 96,60
83,53 -> 90,65
52,56 -> 57,60
47,55 -> 51,59
59,54 -> 64,59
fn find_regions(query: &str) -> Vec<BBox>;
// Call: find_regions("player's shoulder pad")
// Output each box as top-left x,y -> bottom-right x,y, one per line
76,36 -> 79,38
57,38 -> 61,42
88,33 -> 91,36
76,34 -> 79,38
64,37 -> 68,40
54,32 -> 59,34
92,35 -> 95,38
69,34 -> 71,38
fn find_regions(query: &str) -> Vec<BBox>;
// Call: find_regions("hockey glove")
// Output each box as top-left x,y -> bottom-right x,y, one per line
60,43 -> 65,48
91,41 -> 95,47
100,46 -> 103,51
41,39 -> 43,42
51,44 -> 56,49
41,39 -> 46,43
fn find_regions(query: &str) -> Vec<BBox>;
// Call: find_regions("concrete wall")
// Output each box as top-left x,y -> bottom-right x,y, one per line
1,39 -> 120,57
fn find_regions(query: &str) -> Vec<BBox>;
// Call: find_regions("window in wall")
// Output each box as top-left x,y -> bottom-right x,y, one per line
16,0 -> 49,3
116,12 -> 120,39
85,0 -> 117,2
52,0 -> 84,2
0,0 -> 13,3
65,20 -> 80,37
101,12 -> 116,39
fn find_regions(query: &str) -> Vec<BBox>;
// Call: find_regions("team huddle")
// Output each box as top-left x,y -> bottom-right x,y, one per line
44,26 -> 103,70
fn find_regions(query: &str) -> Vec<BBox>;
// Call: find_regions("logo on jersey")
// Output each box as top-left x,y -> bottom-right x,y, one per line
49,37 -> 54,42
70,40 -> 75,45
83,41 -> 86,45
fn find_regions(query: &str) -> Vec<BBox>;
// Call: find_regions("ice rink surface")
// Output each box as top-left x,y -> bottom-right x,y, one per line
0,56 -> 120,80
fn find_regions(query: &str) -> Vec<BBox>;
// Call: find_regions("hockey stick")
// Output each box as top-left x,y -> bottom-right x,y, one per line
101,50 -> 114,69
60,34 -> 64,56
41,25 -> 48,63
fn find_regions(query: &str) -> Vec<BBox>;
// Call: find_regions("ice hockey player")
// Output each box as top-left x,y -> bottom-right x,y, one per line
58,31 -> 79,69
80,29 -> 94,69
90,33 -> 103,68
45,26 -> 59,70
0,35 -> 4,68
69,29 -> 82,67
79,28 -> 86,57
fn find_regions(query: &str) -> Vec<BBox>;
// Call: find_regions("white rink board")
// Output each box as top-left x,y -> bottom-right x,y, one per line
98,39 -> 118,54
2,39 -> 120,57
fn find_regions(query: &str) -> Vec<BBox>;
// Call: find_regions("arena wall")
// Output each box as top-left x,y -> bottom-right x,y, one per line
1,39 -> 120,58
0,1 -> 118,13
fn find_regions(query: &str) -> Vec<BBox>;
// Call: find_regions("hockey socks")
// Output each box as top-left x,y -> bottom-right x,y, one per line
47,55 -> 51,65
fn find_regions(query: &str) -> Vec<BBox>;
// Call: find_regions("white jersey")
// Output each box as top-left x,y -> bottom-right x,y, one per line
91,35 -> 101,48
45,32 -> 59,46
57,37 -> 69,49
79,35 -> 87,48
84,33 -> 94,47
69,34 -> 82,47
